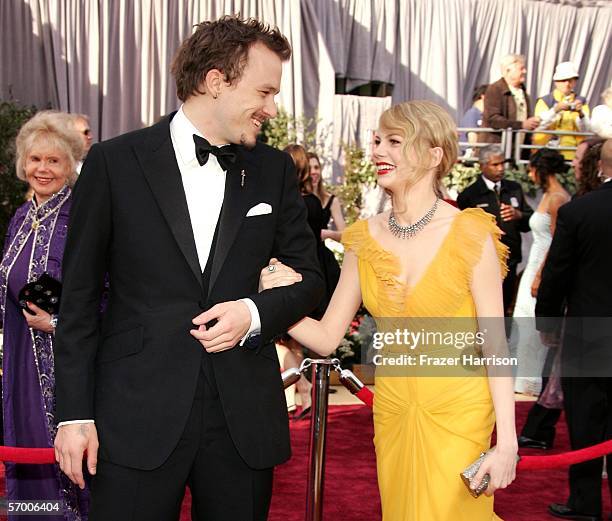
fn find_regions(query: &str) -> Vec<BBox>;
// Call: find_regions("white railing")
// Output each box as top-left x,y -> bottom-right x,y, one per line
457,127 -> 597,165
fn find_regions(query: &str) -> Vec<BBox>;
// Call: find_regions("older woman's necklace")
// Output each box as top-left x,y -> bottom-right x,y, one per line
388,198 -> 440,240
29,196 -> 61,231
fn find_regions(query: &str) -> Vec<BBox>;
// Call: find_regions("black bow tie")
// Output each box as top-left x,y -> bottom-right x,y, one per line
193,134 -> 237,171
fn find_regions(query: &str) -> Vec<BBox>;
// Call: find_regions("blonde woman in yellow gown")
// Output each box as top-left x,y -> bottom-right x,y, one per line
261,101 -> 518,520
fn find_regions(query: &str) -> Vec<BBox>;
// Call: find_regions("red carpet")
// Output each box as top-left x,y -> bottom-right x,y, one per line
1,402 -> 610,520
265,401 -> 611,521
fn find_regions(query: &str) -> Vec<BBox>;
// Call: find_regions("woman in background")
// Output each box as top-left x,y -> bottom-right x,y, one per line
282,144 -> 324,417
307,152 -> 346,241
307,152 -> 342,314
573,137 -> 605,197
0,111 -> 88,520
513,149 -> 571,398
519,141 -> 605,450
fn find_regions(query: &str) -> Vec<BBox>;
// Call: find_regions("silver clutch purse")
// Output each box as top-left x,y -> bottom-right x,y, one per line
460,447 -> 520,498
460,450 -> 490,498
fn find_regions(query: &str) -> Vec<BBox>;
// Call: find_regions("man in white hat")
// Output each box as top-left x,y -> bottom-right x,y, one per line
534,61 -> 590,160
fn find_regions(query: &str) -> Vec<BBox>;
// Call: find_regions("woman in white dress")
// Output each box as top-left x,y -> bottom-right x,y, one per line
513,149 -> 570,395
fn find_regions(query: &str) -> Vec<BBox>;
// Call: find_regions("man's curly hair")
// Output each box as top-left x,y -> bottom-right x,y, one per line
171,15 -> 291,102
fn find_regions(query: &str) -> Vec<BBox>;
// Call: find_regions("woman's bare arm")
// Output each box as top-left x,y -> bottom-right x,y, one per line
260,252 -> 362,356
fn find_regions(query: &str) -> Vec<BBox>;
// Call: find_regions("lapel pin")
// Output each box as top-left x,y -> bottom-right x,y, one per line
241,169 -> 246,188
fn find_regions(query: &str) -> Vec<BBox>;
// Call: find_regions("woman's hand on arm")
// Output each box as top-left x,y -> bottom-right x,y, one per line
258,252 -> 362,357
258,258 -> 302,292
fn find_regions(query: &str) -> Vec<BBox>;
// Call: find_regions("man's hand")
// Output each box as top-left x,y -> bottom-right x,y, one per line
54,423 -> 99,489
574,99 -> 584,113
554,101 -> 570,113
22,302 -> 54,333
521,117 -> 540,130
190,301 -> 251,353
500,203 -> 521,222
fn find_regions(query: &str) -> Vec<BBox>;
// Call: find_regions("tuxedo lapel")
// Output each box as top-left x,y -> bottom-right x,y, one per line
475,176 -> 492,196
208,147 -> 259,297
134,115 -> 203,290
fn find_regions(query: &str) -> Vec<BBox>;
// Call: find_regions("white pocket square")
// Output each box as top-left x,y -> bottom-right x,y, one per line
246,203 -> 272,217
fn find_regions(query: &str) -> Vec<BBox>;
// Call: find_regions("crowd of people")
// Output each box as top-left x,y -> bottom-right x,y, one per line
1,14 -> 611,521
459,54 -> 612,160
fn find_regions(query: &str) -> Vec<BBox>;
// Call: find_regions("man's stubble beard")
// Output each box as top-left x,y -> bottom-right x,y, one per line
240,132 -> 257,150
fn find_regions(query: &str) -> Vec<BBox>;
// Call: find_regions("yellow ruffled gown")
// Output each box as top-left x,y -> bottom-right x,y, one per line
341,208 -> 508,521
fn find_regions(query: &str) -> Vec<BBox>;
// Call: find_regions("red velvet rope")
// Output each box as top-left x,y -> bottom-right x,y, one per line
355,387 -> 374,408
0,387 -> 610,470
352,386 -> 612,470
0,447 -> 55,464
517,440 -> 612,470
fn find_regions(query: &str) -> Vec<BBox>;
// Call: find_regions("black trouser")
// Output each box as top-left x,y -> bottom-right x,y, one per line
520,378 -> 562,445
89,361 -> 273,521
520,348 -> 563,445
562,377 -> 612,516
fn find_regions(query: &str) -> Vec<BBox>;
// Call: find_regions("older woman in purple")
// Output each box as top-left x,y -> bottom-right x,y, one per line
0,111 -> 87,520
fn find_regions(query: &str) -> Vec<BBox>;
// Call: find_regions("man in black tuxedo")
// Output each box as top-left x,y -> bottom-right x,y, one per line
536,139 -> 612,521
457,144 -> 533,315
53,16 -> 323,521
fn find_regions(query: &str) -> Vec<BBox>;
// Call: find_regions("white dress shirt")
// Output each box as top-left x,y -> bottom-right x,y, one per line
58,107 -> 260,428
482,175 -> 501,194
169,106 -> 261,342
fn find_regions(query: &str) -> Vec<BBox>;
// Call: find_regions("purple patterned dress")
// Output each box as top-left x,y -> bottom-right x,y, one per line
0,186 -> 88,521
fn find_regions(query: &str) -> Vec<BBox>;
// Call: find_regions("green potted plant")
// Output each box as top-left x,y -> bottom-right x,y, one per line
0,101 -> 36,243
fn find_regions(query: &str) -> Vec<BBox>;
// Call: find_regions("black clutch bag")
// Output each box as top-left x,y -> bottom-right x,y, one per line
19,273 -> 62,315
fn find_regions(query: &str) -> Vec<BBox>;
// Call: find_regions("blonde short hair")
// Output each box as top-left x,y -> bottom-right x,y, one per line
500,54 -> 525,75
15,110 -> 83,187
379,101 -> 458,197
71,113 -> 90,124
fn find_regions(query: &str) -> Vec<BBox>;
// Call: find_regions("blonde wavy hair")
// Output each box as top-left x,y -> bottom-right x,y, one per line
379,100 -> 458,198
15,110 -> 84,187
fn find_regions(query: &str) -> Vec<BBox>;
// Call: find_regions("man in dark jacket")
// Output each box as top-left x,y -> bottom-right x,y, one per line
457,144 -> 533,315
54,17 -> 323,520
535,139 -> 612,521
483,54 -> 540,155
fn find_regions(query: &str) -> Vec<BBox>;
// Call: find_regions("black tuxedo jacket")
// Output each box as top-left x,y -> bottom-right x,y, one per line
54,113 -> 324,470
456,176 -> 533,266
535,181 -> 612,376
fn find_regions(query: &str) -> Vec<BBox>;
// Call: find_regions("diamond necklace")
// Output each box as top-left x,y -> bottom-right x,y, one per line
388,198 -> 440,240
